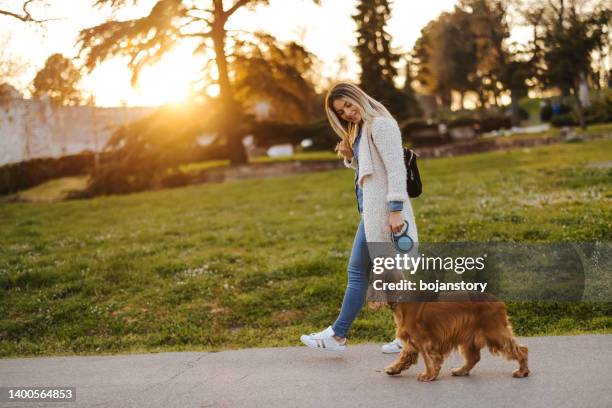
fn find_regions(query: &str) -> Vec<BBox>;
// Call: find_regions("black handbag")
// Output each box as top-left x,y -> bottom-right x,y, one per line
404,148 -> 422,197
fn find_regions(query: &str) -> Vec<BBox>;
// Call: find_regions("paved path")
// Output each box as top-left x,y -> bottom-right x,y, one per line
1,334 -> 610,408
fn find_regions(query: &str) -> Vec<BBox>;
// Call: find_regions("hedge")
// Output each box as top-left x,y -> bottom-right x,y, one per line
0,153 -> 94,195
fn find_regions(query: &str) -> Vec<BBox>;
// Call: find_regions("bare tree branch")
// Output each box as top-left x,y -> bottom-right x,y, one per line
547,0 -> 560,16
186,4 -> 214,16
179,31 -> 213,38
0,9 -> 30,22
182,14 -> 212,27
224,0 -> 251,20
0,0 -> 47,23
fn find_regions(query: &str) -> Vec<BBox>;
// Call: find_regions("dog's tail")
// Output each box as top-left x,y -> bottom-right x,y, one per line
487,333 -> 519,358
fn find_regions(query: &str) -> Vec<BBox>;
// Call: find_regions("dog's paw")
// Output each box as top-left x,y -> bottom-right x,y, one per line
384,364 -> 403,376
417,372 -> 437,382
512,368 -> 530,378
451,367 -> 470,376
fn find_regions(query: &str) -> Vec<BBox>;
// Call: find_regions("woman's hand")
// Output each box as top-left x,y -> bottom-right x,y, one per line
389,211 -> 405,234
335,139 -> 353,160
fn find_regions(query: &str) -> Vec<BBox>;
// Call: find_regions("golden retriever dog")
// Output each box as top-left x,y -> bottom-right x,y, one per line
382,298 -> 530,381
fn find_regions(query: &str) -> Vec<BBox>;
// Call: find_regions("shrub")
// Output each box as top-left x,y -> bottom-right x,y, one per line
0,153 -> 94,195
540,104 -> 553,122
399,117 -> 437,135
447,116 -> 480,129
251,119 -> 336,152
541,102 -> 572,122
551,113 -> 578,127
479,114 -> 512,133
84,102 -> 231,196
516,106 -> 530,121
583,99 -> 612,125
399,118 -> 447,146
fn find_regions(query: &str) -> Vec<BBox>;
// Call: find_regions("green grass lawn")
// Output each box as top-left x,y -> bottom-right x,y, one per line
1,138 -> 611,358
11,176 -> 89,203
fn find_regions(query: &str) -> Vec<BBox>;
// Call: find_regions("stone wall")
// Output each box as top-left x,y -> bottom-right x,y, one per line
0,97 -> 154,166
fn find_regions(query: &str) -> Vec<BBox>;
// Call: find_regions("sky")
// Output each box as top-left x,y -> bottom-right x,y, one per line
1,0 -> 531,107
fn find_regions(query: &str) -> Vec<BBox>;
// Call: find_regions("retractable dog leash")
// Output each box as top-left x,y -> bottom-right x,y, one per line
391,220 -> 414,253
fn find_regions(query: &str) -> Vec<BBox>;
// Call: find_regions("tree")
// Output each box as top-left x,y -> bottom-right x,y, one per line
460,0 -> 510,107
353,0 -> 419,119
462,0 -> 537,123
499,53 -> 534,125
414,0 -> 536,116
31,53 -> 82,106
400,54 -> 421,117
515,0 -> 611,128
86,100 -> 230,195
438,9 -> 479,108
412,20 -> 447,106
231,31 -> 320,123
412,12 -> 479,109
78,0 -> 320,166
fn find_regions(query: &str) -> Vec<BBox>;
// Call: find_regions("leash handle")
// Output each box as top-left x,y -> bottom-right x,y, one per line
391,220 -> 414,253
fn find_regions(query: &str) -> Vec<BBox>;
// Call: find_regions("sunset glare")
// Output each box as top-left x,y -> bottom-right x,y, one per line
1,0 -> 533,107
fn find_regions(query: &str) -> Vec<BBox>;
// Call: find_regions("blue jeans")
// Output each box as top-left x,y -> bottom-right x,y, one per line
332,216 -> 371,338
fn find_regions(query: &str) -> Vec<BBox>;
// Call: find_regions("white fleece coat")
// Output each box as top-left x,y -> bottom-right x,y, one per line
343,116 -> 419,245
343,116 -> 420,301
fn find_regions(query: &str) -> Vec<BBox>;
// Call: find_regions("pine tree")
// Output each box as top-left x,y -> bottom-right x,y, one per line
353,0 -> 419,119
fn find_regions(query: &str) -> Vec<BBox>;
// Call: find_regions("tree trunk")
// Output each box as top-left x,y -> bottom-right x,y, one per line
478,88 -> 486,108
578,71 -> 591,108
492,82 -> 500,108
510,89 -> 521,127
571,81 -> 586,130
211,17 -> 247,166
560,81 -> 571,97
437,90 -> 452,109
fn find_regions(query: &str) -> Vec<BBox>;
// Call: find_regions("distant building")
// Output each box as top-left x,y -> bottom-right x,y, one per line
0,94 -> 155,166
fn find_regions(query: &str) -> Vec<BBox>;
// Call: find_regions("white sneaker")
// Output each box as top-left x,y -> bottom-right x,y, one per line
381,338 -> 403,354
300,326 -> 347,354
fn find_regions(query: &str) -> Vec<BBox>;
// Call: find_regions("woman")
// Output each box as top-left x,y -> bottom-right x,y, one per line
300,82 -> 419,354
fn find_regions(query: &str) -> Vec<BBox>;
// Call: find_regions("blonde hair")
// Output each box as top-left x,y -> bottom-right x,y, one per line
324,81 -> 395,156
